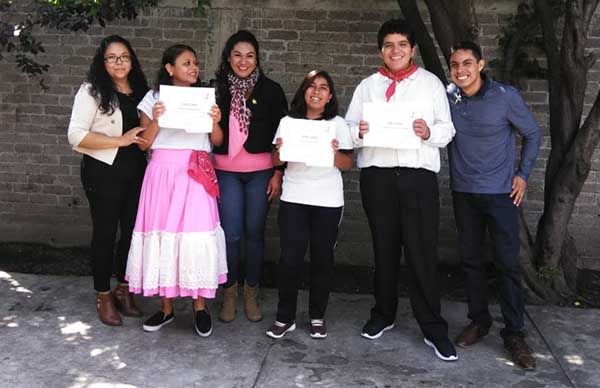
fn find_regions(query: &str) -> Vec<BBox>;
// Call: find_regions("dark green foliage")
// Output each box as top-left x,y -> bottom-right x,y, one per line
0,0 -> 161,88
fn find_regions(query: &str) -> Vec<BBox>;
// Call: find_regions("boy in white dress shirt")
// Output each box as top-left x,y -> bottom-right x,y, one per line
345,18 -> 457,361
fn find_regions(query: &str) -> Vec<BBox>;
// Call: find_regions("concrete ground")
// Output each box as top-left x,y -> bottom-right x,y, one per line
1,272 -> 599,388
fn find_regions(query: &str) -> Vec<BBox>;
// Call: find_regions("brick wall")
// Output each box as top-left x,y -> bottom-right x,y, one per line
1,0 -> 599,268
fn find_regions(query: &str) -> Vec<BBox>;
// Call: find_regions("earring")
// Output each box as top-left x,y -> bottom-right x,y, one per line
168,73 -> 173,77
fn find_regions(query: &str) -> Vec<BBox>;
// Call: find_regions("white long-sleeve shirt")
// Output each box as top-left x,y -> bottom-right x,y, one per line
345,68 -> 455,172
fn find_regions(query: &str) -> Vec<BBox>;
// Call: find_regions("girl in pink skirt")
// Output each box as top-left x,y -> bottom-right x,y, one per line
126,44 -> 227,337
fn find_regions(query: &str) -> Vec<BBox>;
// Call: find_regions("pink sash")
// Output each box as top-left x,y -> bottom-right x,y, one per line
188,150 -> 220,199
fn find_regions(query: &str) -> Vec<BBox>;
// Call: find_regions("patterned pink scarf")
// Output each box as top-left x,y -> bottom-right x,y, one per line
227,68 -> 259,135
188,151 -> 220,199
378,63 -> 418,101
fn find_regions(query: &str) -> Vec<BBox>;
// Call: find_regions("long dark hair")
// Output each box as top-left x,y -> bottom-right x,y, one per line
86,35 -> 148,115
154,44 -> 202,95
215,30 -> 261,87
289,70 -> 338,121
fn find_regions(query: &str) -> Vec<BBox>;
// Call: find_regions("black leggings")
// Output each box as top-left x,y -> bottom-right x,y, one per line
81,152 -> 146,292
276,200 -> 343,323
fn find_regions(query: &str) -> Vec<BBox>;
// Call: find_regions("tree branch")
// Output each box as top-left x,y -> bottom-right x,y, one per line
576,86 -> 600,171
422,0 -> 455,65
582,0 -> 600,31
422,0 -> 479,67
397,0 -> 448,84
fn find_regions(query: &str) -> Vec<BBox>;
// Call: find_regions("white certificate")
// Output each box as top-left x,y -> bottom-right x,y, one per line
158,85 -> 215,133
362,101 -> 426,149
278,117 -> 336,167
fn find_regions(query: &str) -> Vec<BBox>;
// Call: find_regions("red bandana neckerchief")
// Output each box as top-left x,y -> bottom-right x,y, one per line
378,63 -> 418,101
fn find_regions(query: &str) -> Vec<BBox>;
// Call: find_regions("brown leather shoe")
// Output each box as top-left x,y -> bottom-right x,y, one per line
112,284 -> 143,317
455,322 -> 490,348
504,336 -> 536,370
96,292 -> 122,326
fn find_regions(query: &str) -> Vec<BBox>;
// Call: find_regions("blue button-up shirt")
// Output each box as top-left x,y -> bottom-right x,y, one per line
448,77 -> 541,194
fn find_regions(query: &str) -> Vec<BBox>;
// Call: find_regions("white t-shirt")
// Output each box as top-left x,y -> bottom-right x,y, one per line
138,90 -> 212,151
274,115 -> 353,208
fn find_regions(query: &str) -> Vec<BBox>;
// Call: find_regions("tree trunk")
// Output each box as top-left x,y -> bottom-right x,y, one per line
532,0 -> 600,299
517,210 -> 557,303
397,0 -> 448,84
423,0 -> 479,65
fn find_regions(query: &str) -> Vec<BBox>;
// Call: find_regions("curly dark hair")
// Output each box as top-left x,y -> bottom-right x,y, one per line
86,35 -> 148,115
215,30 -> 261,87
153,44 -> 202,95
289,70 -> 338,121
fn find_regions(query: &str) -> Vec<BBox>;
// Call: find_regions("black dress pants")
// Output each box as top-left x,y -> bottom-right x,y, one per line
276,200 -> 343,323
360,166 -> 448,340
81,152 -> 146,292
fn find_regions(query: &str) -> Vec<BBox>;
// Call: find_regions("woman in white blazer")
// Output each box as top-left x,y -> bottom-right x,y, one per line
67,35 -> 149,326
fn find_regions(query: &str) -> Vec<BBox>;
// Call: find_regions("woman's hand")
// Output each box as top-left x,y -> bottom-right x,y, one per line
267,170 -> 283,201
209,104 -> 222,124
331,139 -> 339,152
119,126 -> 147,147
152,101 -> 165,120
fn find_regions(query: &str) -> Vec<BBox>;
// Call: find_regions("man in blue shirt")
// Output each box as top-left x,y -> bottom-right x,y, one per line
448,41 -> 541,370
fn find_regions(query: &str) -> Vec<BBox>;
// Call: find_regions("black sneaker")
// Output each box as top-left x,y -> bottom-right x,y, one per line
194,309 -> 212,337
143,311 -> 175,332
265,321 -> 296,339
424,337 -> 458,361
361,317 -> 394,340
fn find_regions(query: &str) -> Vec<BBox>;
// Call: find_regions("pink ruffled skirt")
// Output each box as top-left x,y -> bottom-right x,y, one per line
126,149 -> 227,299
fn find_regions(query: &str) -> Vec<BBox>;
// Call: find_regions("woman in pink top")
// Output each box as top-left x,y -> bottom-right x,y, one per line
213,30 -> 288,323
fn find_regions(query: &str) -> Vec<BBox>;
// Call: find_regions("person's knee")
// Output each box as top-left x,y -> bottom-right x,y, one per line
495,255 -> 521,277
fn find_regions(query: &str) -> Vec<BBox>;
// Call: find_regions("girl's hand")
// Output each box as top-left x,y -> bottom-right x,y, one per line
120,126 -> 147,147
358,120 -> 369,139
267,171 -> 282,201
331,139 -> 339,152
152,101 -> 166,120
209,104 -> 221,124
274,137 -> 283,152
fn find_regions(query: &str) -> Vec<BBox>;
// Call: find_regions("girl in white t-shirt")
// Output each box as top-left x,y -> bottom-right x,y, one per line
266,70 -> 353,339
125,44 -> 227,337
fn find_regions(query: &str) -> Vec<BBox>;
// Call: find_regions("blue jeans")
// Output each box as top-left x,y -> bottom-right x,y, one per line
216,169 -> 273,287
452,191 -> 525,339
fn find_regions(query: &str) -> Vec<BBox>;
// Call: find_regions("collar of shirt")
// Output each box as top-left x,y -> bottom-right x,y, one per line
460,73 -> 491,100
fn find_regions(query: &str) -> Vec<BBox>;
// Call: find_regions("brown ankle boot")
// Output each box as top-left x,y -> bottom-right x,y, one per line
218,283 -> 237,323
96,292 -> 122,326
244,283 -> 262,322
112,284 -> 142,317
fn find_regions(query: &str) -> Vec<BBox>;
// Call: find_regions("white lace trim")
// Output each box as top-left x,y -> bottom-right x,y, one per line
126,225 -> 227,291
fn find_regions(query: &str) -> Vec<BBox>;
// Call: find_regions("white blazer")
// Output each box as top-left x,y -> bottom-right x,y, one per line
67,83 -> 124,165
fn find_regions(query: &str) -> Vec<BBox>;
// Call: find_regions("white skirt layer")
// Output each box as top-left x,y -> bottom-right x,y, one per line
126,225 -> 227,299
